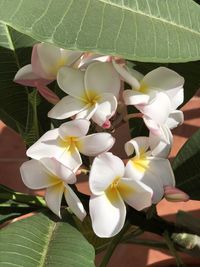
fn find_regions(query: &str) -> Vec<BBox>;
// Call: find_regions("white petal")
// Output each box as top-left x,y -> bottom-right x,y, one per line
119,178 -> 152,210
89,193 -> 126,237
166,87 -> 184,109
39,158 -> 76,184
78,133 -> 115,156
60,50 -> 82,66
89,153 -> 124,194
57,66 -> 85,99
142,67 -> 184,92
20,159 -> 59,189
112,60 -> 140,90
166,110 -> 184,129
59,145 -> 82,170
45,183 -> 64,218
75,103 -> 97,120
64,185 -> 86,221
123,90 -> 150,105
92,93 -> 117,126
48,95 -> 86,119
26,128 -> 61,160
150,126 -> 173,158
125,137 -> 149,157
137,92 -> 171,124
143,116 -> 163,136
58,119 -> 90,139
85,62 -> 121,97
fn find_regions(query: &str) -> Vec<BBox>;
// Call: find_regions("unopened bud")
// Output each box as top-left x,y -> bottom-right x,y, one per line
102,120 -> 111,129
164,186 -> 190,202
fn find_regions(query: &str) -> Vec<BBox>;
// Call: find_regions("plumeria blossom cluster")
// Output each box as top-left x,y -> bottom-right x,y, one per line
16,43 -> 189,238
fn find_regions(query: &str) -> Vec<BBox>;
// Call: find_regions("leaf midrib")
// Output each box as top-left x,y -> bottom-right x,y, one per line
99,0 -> 200,36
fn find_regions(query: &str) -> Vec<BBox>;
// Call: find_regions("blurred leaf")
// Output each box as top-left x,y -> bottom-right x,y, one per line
172,129 -> 200,199
0,211 -> 95,266
0,0 -> 200,62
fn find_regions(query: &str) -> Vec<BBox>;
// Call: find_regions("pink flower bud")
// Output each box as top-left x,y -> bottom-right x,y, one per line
164,186 -> 190,202
102,119 -> 111,129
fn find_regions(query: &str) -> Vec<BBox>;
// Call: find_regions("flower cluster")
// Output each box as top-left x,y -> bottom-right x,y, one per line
16,43 -> 188,238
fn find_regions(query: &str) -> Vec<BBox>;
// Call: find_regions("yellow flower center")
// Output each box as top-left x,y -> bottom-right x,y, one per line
131,154 -> 150,173
138,82 -> 149,94
58,136 -> 80,154
82,89 -> 101,106
48,58 -> 67,76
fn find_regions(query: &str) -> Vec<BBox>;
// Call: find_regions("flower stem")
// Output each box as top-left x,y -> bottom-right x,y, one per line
99,222 -> 130,267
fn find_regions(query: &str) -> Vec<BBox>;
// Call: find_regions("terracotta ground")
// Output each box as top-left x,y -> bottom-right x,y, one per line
0,90 -> 200,266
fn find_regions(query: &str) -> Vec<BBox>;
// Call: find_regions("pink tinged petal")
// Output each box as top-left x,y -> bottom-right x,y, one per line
75,103 -> 98,120
164,186 -> 189,202
89,193 -> 126,237
89,152 -> 124,195
20,159 -> 59,189
142,67 -> 184,92
85,62 -> 121,97
48,95 -> 86,119
57,66 -> 85,99
143,116 -> 162,136
123,90 -> 150,105
118,178 -> 152,210
125,137 -> 150,157
26,128 -> 61,160
64,185 -> 86,221
58,119 -> 90,139
92,93 -> 117,126
112,60 -> 140,90
149,126 -> 173,158
14,64 -> 51,87
45,183 -> 64,218
36,84 -> 60,105
32,43 -> 72,80
39,158 -> 76,184
137,92 -> 171,125
166,110 -> 184,129
78,133 -> 115,156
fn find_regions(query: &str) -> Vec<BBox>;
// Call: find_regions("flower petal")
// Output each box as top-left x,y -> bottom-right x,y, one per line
123,90 -> 150,105
89,193 -> 126,237
89,153 -> 124,194
36,84 -> 59,105
60,50 -> 82,66
112,60 -> 140,90
20,159 -> 59,189
58,119 -> 90,139
91,93 -> 117,126
57,66 -> 85,100
137,92 -> 171,124
142,67 -> 184,92
39,158 -> 76,184
78,133 -> 115,156
14,64 -> 51,87
45,183 -> 64,218
48,95 -> 86,119
75,103 -> 98,120
59,145 -> 82,171
85,62 -> 120,97
166,110 -> 184,129
125,137 -> 149,157
119,178 -> 152,210
64,185 -> 86,221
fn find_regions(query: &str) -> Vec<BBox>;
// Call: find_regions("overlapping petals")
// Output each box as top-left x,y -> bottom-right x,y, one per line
20,157 -> 86,220
89,152 -> 152,237
125,137 -> 175,203
113,61 -> 184,125
48,62 -> 121,127
27,119 -> 115,170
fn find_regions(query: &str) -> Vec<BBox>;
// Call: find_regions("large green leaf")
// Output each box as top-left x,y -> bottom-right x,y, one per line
172,129 -> 200,200
0,0 -> 200,62
0,212 -> 95,267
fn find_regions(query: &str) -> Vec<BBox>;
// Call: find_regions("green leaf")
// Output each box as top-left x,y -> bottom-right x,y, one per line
0,212 -> 95,267
172,129 -> 200,200
0,0 -> 200,62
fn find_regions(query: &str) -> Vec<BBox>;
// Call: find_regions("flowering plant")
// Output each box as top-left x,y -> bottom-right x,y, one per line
0,1 -> 200,266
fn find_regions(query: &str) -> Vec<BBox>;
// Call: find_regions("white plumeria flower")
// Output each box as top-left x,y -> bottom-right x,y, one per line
27,119 -> 115,170
125,137 -> 175,203
20,157 -> 86,220
48,62 -> 121,128
89,152 -> 152,237
113,61 -> 184,125
31,43 -> 82,80
146,110 -> 184,158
